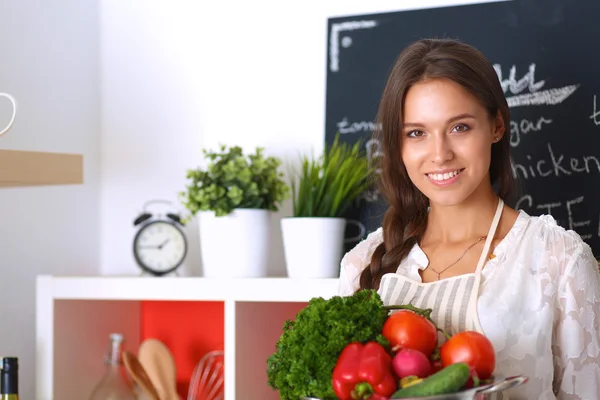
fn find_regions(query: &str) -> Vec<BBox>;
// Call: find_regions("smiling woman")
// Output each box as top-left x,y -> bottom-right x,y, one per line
401,79 -> 503,207
338,38 -> 600,399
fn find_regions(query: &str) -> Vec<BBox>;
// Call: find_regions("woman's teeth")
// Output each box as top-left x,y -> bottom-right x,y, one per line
428,170 -> 462,181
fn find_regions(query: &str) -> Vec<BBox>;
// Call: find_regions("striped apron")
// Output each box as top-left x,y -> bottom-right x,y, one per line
378,199 -> 506,399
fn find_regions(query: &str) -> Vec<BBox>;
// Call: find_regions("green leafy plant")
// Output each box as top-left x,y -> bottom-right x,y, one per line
266,289 -> 390,400
180,145 -> 290,217
289,134 -> 374,217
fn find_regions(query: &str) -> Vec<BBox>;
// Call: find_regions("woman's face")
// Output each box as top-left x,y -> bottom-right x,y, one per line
400,78 -> 503,207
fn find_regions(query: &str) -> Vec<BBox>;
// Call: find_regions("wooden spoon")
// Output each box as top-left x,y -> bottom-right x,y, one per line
122,350 -> 161,400
138,338 -> 180,400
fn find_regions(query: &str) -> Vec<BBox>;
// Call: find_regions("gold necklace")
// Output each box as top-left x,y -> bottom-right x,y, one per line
427,236 -> 487,281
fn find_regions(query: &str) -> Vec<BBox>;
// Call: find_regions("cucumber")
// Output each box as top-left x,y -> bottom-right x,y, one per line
391,362 -> 470,398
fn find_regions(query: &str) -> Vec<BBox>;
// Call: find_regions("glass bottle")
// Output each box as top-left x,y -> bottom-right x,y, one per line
1,357 -> 19,400
89,333 -> 136,400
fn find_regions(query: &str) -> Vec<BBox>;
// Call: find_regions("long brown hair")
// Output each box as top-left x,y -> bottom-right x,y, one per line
359,38 -> 515,291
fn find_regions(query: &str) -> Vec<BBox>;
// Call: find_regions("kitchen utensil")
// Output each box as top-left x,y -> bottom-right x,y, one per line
302,374 -> 528,400
138,338 -> 179,400
122,350 -> 161,400
187,350 -> 224,400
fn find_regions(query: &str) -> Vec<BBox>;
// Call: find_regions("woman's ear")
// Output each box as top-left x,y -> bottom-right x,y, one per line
492,110 -> 505,142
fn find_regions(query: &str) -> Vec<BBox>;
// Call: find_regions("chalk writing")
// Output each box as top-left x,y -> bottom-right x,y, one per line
345,219 -> 366,243
511,142 -> 600,179
358,187 -> 381,203
365,138 -> 382,175
507,85 -> 579,107
494,63 -> 546,95
329,20 -> 378,72
510,116 -> 553,147
337,117 -> 380,134
566,197 -> 592,234
515,194 -> 594,239
493,63 -> 578,107
341,36 -> 353,48
591,95 -> 600,126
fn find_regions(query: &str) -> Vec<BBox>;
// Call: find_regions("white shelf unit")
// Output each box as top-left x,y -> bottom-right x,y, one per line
36,275 -> 339,400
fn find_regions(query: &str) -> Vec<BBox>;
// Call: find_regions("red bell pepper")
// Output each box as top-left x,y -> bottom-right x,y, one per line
332,342 -> 397,400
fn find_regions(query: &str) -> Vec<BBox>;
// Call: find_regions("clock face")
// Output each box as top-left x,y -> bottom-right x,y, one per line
133,221 -> 187,275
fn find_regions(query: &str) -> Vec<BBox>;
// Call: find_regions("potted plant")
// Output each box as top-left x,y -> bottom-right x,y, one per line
180,144 -> 289,278
281,134 -> 374,278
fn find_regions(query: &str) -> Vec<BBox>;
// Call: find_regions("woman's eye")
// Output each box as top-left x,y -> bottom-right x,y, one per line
407,130 -> 425,138
452,123 -> 470,133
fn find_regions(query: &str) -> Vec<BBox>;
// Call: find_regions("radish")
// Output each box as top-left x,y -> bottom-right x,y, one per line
392,348 -> 433,379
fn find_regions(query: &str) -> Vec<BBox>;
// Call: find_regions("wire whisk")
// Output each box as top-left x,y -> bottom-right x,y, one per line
187,350 -> 224,400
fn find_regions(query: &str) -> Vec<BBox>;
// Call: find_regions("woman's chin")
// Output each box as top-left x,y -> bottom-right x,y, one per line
419,178 -> 491,209
424,191 -> 472,208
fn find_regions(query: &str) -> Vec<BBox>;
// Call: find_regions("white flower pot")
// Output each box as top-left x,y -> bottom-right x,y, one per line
198,209 -> 271,278
281,217 -> 347,279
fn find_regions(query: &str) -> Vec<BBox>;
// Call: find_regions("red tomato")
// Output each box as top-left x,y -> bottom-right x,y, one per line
440,331 -> 496,380
382,310 -> 438,357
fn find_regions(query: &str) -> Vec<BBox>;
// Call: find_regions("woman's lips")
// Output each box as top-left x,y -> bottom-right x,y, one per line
426,169 -> 464,186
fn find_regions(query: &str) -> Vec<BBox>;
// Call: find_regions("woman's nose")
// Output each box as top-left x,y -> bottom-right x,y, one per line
431,134 -> 454,164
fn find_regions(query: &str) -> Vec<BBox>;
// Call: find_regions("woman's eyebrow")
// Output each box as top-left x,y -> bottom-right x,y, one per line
403,113 -> 477,129
446,113 -> 476,124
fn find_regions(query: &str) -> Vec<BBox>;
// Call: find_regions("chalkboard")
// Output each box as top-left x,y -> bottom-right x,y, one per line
325,0 -> 600,256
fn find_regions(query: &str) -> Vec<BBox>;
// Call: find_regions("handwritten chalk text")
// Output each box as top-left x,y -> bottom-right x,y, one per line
365,138 -> 382,173
493,63 -> 545,95
493,63 -> 578,107
510,116 -> 553,147
511,143 -> 600,179
337,117 -> 380,134
591,95 -> 600,126
516,194 -> 594,239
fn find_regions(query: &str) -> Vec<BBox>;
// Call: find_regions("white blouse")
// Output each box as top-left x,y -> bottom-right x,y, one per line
338,210 -> 600,399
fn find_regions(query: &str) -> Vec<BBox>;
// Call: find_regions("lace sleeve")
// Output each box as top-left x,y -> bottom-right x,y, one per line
337,228 -> 383,296
553,243 -> 600,399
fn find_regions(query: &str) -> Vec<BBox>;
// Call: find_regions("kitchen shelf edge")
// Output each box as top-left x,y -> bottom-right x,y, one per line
36,275 -> 340,302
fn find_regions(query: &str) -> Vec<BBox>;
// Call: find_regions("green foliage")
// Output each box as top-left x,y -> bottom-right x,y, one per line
180,145 -> 290,217
289,134 -> 374,217
266,289 -> 390,400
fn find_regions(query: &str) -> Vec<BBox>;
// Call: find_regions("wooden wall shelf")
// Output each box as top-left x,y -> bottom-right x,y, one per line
0,149 -> 83,187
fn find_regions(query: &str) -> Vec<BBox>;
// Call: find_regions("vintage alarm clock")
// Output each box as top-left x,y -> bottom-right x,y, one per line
132,199 -> 188,276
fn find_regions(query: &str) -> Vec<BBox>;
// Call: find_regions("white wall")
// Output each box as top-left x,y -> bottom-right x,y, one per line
0,1 -> 101,399
99,0 -> 506,277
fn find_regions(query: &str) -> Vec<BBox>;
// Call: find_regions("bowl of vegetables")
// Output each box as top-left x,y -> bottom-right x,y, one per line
266,289 -> 528,400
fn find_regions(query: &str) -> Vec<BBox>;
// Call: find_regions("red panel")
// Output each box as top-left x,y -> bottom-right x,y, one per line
140,301 -> 225,398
